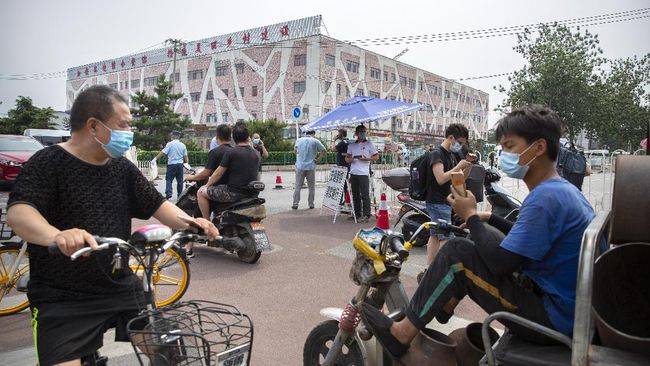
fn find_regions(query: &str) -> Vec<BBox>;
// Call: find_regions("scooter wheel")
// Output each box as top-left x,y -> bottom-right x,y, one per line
303,320 -> 365,366
236,232 -> 261,264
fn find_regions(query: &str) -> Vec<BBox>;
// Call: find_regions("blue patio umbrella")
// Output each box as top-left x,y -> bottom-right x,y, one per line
300,96 -> 423,132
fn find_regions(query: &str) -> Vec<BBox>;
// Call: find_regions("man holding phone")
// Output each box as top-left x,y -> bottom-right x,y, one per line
345,125 -> 379,222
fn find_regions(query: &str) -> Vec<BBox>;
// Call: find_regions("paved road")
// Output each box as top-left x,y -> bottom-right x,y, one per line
0,167 -> 613,365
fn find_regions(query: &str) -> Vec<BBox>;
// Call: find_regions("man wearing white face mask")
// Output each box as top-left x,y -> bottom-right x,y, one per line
6,85 -> 219,366
362,105 -> 596,359
423,123 -> 474,264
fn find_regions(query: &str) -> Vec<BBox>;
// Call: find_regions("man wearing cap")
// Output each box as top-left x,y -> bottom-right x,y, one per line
293,130 -> 325,209
153,130 -> 188,200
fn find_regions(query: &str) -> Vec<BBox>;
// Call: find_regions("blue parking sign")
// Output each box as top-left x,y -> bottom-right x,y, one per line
292,106 -> 301,119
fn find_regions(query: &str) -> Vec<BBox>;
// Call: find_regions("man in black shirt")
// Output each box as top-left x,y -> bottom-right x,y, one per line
197,124 -> 260,219
424,123 -> 473,264
6,85 -> 219,366
188,123 -> 232,185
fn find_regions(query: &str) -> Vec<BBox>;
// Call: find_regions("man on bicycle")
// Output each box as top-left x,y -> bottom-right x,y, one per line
362,105 -> 598,358
6,85 -> 219,366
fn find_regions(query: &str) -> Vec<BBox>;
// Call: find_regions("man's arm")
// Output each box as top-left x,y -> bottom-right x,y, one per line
432,160 -> 471,185
187,168 -> 213,181
7,204 -> 63,245
465,215 -> 525,276
260,145 -> 269,159
367,153 -> 379,162
153,151 -> 165,160
183,152 -> 189,164
152,201 -> 219,240
205,166 -> 227,187
316,150 -> 325,164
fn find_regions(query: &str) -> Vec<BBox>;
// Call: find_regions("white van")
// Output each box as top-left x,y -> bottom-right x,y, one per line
23,129 -> 71,146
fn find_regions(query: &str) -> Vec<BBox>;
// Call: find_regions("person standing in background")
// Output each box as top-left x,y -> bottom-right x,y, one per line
153,130 -> 188,200
332,129 -> 350,207
345,125 -> 379,222
252,132 -> 269,179
293,130 -> 325,210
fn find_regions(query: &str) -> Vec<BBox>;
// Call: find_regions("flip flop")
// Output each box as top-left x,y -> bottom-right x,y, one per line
361,303 -> 409,360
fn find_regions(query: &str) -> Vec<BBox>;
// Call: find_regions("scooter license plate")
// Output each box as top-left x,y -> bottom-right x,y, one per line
217,343 -> 250,366
250,223 -> 271,252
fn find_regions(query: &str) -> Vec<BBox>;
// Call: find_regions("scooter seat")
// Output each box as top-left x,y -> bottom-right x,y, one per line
481,332 -> 571,366
212,197 -> 266,213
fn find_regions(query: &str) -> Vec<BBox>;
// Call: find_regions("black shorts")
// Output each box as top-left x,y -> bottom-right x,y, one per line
31,290 -> 145,365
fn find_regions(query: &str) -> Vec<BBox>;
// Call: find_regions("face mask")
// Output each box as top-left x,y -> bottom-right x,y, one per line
499,142 -> 538,179
95,120 -> 134,158
450,142 -> 462,153
253,138 -> 261,145
358,132 -> 367,140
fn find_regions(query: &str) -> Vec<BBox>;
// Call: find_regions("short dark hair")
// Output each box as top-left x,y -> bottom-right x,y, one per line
216,124 -> 232,141
232,124 -> 249,143
338,129 -> 347,138
305,130 -> 315,136
69,85 -> 127,132
445,123 -> 469,139
355,124 -> 366,133
495,104 -> 562,161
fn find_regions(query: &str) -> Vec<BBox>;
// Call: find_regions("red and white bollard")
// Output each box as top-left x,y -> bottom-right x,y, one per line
376,193 -> 390,230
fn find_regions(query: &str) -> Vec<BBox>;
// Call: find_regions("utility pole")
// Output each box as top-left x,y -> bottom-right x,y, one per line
166,38 -> 183,86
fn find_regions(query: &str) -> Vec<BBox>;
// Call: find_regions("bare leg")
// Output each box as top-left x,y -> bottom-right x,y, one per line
426,236 -> 447,265
198,189 -> 211,219
390,318 -> 420,345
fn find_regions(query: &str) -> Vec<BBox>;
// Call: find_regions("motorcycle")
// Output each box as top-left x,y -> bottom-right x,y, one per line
303,221 -> 470,366
382,163 -> 521,247
175,164 -> 271,263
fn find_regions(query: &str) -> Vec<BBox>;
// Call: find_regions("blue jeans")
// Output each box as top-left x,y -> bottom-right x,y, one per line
165,163 -> 184,199
426,202 -> 453,240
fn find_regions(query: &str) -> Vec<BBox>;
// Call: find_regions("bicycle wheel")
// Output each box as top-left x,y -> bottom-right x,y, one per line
0,245 -> 30,316
130,246 -> 190,307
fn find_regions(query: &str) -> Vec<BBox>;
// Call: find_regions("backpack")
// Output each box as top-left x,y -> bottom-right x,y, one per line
408,152 -> 431,201
557,146 -> 587,190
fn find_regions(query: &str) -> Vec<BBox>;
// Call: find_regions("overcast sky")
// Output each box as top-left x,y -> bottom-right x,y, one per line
1,0 -> 648,126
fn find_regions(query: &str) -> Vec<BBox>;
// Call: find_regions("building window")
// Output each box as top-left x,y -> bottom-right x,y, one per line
370,67 -> 381,79
222,112 -> 229,122
294,54 -> 307,66
400,76 -> 407,86
408,79 -> 416,89
390,96 -> 396,100
216,66 -> 228,76
206,90 -> 214,100
221,88 -> 229,97
235,63 -> 244,74
453,92 -> 459,99
189,70 -> 203,80
324,108 -> 331,113
445,90 -> 450,98
144,77 -> 157,87
109,83 -> 118,90
239,87 -> 244,96
206,113 -> 217,123
355,89 -> 364,97
171,72 -> 180,82
251,112 -> 257,119
324,81 -> 332,92
130,79 -> 140,88
190,92 -> 200,102
345,85 -> 350,96
383,71 -> 389,81
419,81 -> 424,91
391,73 -> 396,82
345,60 -> 359,73
252,86 -> 258,96
369,91 -> 380,98
293,81 -> 306,93
337,83 -> 341,95
325,54 -> 335,67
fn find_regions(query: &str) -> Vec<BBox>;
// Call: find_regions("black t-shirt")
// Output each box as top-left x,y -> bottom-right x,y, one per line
253,145 -> 264,172
335,139 -> 350,168
425,146 -> 461,204
7,145 -> 165,303
206,144 -> 231,184
220,145 -> 260,194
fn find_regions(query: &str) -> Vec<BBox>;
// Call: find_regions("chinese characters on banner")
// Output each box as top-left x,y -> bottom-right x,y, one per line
322,166 -> 348,212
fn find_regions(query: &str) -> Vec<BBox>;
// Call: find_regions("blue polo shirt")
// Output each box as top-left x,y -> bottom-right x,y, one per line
162,139 -> 187,165
294,136 -> 324,171
500,178 -> 595,336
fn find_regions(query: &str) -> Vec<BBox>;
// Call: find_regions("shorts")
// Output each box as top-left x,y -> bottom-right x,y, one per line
206,184 -> 241,203
31,290 -> 145,365
426,202 -> 453,240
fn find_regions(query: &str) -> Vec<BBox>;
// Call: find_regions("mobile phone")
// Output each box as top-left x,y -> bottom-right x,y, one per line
353,155 -> 363,159
451,171 -> 467,197
467,153 -> 477,162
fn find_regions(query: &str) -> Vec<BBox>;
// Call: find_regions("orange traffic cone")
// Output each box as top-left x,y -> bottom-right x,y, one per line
376,193 -> 390,230
274,174 -> 284,189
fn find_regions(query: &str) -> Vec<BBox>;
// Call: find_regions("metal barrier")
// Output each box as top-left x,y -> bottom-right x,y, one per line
137,160 -> 158,182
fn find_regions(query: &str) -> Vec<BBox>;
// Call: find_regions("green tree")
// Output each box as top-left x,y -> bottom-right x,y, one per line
245,118 -> 293,151
0,96 -> 55,134
497,24 -> 604,142
592,55 -> 650,150
130,75 -> 191,150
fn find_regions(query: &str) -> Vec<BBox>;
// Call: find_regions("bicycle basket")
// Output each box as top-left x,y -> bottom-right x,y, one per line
0,209 -> 15,240
127,300 -> 253,366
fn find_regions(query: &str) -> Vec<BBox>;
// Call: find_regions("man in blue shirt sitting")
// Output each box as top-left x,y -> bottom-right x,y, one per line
362,104 -> 596,358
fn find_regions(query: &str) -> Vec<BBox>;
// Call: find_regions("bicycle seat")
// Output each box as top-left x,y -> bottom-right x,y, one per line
212,197 -> 266,213
130,224 -> 173,247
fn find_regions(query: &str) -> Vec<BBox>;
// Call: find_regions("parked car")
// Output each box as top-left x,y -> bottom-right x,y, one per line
585,149 -> 610,172
23,128 -> 70,146
0,135 -> 45,183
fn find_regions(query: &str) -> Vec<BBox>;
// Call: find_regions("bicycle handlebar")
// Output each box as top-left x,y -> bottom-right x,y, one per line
408,220 -> 468,243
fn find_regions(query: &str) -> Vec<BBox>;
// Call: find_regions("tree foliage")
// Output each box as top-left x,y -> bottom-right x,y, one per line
130,75 -> 191,150
244,118 -> 293,151
0,96 -> 56,134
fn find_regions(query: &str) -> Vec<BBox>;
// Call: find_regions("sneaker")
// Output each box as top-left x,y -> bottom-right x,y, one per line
186,249 -> 194,258
292,205 -> 298,210
309,205 -> 315,209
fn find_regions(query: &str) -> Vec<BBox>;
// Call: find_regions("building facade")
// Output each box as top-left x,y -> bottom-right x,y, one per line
66,16 -> 489,145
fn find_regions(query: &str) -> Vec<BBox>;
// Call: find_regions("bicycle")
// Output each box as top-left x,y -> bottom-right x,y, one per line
0,209 -> 191,314
51,223 -> 254,366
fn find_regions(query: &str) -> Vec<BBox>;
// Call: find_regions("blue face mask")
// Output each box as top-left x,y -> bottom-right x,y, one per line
358,132 -> 367,140
499,143 -> 538,179
95,120 -> 134,158
450,142 -> 462,153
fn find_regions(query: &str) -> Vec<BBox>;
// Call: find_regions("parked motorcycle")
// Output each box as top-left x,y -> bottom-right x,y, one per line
175,164 -> 271,263
303,221 -> 470,366
382,164 -> 521,247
